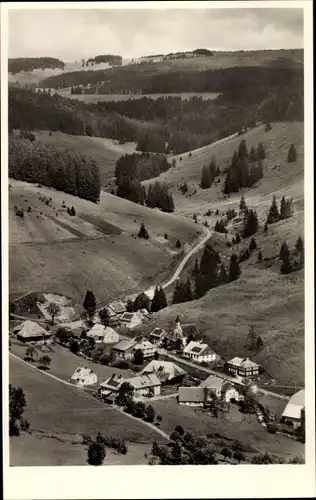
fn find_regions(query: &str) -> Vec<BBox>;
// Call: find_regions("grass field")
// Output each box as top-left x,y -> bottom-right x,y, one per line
33,130 -> 138,186
149,398 -> 304,460
9,180 -> 200,305
143,122 -> 304,216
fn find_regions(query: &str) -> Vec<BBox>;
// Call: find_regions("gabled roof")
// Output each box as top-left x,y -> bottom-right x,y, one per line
133,339 -> 155,351
150,328 -> 167,338
281,389 -> 305,420
103,326 -> 119,340
183,340 -> 216,357
70,367 -> 96,380
108,301 -> 126,314
126,373 -> 161,390
86,324 -> 105,338
16,320 -> 50,338
200,375 -> 225,389
228,357 -> 259,369
113,339 -> 137,351
141,360 -> 186,381
100,373 -> 125,389
179,387 -> 206,403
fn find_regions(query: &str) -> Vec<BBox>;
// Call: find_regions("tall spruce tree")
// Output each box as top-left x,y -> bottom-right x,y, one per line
238,140 -> 248,159
151,286 -> 167,312
267,195 -> 279,224
201,165 -> 212,189
279,241 -> 292,274
239,196 -> 247,211
243,209 -> 259,238
229,253 -> 241,282
287,144 -> 297,163
83,290 -> 96,317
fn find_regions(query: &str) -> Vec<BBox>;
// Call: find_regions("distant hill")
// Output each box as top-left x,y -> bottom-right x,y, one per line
8,57 -> 65,74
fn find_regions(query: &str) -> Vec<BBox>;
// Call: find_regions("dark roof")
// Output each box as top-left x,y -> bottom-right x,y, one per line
191,346 -> 203,354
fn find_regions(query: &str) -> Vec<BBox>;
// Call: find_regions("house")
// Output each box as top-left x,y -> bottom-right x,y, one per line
128,373 -> 161,397
86,324 -> 106,343
200,375 -> 240,403
132,338 -> 157,358
227,357 -> 259,378
108,301 -> 126,317
183,340 -> 216,363
99,372 -> 161,398
280,389 -> 305,429
15,320 -> 52,344
99,373 -> 125,398
103,326 -> 119,344
150,327 -> 168,344
141,360 -> 186,385
120,311 -> 143,329
178,387 -> 207,407
69,367 -> 98,386
112,339 -> 137,359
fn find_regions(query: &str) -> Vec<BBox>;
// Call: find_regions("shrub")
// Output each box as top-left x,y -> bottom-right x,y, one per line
267,423 -> 278,434
112,359 -> 130,370
87,441 -> 106,466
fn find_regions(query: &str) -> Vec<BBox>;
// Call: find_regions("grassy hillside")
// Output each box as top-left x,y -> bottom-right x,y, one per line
9,180 -> 200,306
144,122 -> 304,216
33,130 -> 138,185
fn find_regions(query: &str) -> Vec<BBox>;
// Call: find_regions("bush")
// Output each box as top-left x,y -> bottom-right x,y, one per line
112,359 -> 130,370
267,423 -> 278,434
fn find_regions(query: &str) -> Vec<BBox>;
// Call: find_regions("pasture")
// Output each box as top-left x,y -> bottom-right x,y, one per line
9,181 -> 200,305
33,130 -> 138,186
144,122 -> 304,217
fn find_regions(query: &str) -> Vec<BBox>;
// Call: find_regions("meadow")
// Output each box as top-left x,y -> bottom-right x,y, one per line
9,180 -> 200,306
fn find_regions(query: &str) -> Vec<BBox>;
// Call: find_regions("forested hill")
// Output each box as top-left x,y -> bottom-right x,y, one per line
9,57 -> 65,74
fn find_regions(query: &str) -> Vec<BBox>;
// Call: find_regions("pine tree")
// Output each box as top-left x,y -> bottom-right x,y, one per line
257,143 -> 266,160
258,250 -> 262,262
295,236 -> 304,253
138,222 -> 149,239
264,222 -> 268,233
229,254 -> 241,282
83,290 -> 96,317
267,195 -> 279,224
287,144 -> 297,163
70,206 -> 76,216
280,195 -> 287,219
249,237 -> 257,252
239,196 -> 247,211
235,233 -> 241,244
243,209 -> 259,238
279,241 -> 290,262
152,286 -> 167,312
185,277 -> 193,302
279,241 -> 292,274
201,165 -> 212,189
256,336 -> 264,350
249,146 -> 257,162
172,281 -> 184,304
238,140 -> 248,159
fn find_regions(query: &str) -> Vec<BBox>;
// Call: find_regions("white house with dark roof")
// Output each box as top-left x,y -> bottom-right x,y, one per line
178,387 -> 206,407
112,339 -> 137,359
69,367 -> 98,386
120,311 -> 143,329
150,327 -> 168,344
132,338 -> 157,358
183,340 -> 216,363
100,372 -> 161,398
227,357 -> 259,377
15,320 -> 52,344
200,375 -> 240,402
86,324 -> 106,343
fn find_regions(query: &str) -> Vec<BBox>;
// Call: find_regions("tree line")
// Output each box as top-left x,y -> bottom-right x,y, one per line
9,57 -> 65,74
9,136 -> 101,203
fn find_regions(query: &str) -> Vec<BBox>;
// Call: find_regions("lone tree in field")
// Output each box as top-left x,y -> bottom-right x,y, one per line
38,355 -> 51,370
87,440 -> 106,466
279,241 -> 293,274
9,384 -> 28,436
229,254 -> 241,282
69,206 -> 76,216
266,195 -> 279,224
83,290 -> 97,318
47,302 -> 61,325
175,239 -> 181,248
239,196 -> 247,211
287,143 -> 297,163
138,222 -> 149,239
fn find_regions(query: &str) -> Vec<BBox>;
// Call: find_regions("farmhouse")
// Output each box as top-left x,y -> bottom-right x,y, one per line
150,327 -> 168,344
99,373 -> 125,398
69,367 -> 98,386
103,326 -> 119,344
112,339 -> 137,360
108,301 -> 126,317
128,373 -> 161,397
183,340 -> 216,363
200,375 -> 240,403
120,311 -> 143,329
15,320 -> 52,344
132,338 -> 156,358
141,360 -> 186,385
227,357 -> 259,378
178,387 -> 206,407
86,324 -> 106,343
280,389 -> 305,429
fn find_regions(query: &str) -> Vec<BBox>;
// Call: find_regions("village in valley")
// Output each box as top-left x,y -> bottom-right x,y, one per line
7,6 -> 306,469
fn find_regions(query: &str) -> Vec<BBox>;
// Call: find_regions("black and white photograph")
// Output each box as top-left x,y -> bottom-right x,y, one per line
2,1 -> 315,498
